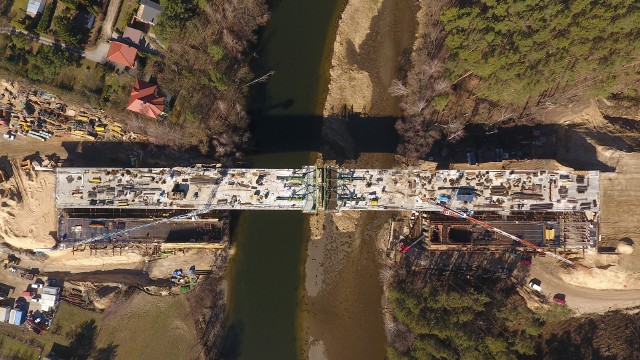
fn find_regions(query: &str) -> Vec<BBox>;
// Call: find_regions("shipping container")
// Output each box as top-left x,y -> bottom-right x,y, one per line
0,306 -> 10,322
43,286 -> 60,296
8,309 -> 16,324
13,310 -> 24,325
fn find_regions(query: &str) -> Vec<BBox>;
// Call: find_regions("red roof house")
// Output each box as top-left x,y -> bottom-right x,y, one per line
127,80 -> 165,119
107,42 -> 137,67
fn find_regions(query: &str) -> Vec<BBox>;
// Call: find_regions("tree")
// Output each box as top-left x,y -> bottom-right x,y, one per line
36,3 -> 55,33
53,15 -> 86,47
155,0 -> 199,41
26,46 -> 77,82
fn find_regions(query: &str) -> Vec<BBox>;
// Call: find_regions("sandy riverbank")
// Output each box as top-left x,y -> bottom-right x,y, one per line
323,0 -> 419,117
303,153 -> 399,360
306,3 -> 420,359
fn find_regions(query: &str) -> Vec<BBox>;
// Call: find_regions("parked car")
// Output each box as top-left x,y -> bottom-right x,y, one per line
529,278 -> 542,292
553,293 -> 566,304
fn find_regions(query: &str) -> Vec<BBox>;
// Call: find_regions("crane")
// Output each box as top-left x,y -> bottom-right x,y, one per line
59,181 -> 222,250
426,199 -> 587,270
399,234 -> 425,253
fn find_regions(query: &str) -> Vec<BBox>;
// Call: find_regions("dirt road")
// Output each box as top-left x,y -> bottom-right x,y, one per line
529,257 -> 640,314
101,0 -> 122,41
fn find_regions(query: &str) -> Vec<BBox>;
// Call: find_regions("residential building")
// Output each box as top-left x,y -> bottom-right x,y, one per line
106,42 -> 137,68
26,0 -> 45,17
135,0 -> 163,26
127,80 -> 165,119
122,27 -> 143,45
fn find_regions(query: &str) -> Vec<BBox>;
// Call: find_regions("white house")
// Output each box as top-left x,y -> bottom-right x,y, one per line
26,0 -> 45,17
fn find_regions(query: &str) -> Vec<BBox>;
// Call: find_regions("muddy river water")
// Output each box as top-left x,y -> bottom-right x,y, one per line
224,0 -> 347,359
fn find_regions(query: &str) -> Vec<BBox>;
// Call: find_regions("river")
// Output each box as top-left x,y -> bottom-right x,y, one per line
224,0 -> 346,359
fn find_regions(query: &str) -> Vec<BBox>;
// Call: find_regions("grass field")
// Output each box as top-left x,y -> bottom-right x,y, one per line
8,0 -> 28,21
114,0 -> 137,34
0,291 -> 200,360
96,292 -> 201,359
0,333 -> 41,360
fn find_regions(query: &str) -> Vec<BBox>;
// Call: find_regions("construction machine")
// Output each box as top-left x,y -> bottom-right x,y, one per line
2,254 -> 21,268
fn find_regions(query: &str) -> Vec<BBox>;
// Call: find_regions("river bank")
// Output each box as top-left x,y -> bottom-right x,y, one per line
303,154 -> 399,360
304,0 -> 420,358
322,0 -> 419,116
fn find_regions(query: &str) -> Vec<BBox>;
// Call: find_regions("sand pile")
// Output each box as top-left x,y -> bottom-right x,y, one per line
323,0 -> 381,116
42,249 -> 146,272
559,266 -> 640,290
0,168 -> 56,249
617,242 -> 635,255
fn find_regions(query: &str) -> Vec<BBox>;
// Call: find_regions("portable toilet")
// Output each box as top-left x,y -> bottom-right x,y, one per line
0,306 -> 9,322
8,309 -> 16,325
13,309 -> 25,325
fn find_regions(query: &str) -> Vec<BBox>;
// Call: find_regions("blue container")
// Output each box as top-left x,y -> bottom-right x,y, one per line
13,309 -> 25,325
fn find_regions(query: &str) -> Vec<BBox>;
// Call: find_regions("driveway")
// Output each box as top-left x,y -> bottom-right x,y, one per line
528,256 -> 640,314
101,0 -> 123,41
83,42 -> 111,63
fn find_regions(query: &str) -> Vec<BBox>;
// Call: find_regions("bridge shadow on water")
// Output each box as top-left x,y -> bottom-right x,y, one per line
51,118 -> 617,172
250,113 -> 399,161
251,115 -> 616,171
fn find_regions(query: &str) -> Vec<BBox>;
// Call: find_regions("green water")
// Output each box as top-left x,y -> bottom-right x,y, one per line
225,0 -> 345,358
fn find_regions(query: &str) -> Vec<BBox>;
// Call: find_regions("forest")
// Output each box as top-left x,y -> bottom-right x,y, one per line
393,0 -> 640,162
384,263 -> 640,360
384,264 -> 565,360
0,33 -> 79,83
152,0 -> 269,161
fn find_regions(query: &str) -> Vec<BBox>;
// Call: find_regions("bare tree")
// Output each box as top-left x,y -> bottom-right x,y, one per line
434,78 -> 451,95
388,79 -> 410,96
379,265 -> 396,284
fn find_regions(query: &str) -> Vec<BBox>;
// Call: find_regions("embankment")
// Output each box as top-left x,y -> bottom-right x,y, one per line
322,0 -> 419,117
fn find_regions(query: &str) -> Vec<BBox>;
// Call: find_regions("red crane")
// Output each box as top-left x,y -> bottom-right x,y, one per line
427,200 -> 588,270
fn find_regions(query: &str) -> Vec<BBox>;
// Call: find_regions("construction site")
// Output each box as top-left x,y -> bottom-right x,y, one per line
49,166 -> 602,262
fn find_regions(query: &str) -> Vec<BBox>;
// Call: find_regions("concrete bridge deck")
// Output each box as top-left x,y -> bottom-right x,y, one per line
55,166 -> 600,215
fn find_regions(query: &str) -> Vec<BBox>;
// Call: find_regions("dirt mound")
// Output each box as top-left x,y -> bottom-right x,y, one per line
0,163 -> 56,249
617,242 -> 634,255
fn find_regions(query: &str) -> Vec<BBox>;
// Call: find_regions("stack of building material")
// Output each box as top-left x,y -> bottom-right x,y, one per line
40,286 -> 60,311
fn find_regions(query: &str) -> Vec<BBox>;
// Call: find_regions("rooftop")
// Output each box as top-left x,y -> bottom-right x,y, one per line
122,27 -> 143,45
26,0 -> 44,16
106,42 -> 137,67
136,0 -> 163,25
127,80 -> 164,118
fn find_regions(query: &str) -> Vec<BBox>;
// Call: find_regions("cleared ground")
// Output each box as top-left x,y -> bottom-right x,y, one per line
0,291 -> 201,359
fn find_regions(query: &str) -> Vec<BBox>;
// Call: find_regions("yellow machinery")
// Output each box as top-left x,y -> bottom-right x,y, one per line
19,160 -> 31,171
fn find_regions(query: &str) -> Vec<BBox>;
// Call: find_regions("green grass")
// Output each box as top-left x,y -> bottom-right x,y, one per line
52,302 -> 101,338
0,334 -> 41,360
95,292 -> 200,359
8,0 -> 28,18
114,0 -> 137,34
0,292 -> 198,359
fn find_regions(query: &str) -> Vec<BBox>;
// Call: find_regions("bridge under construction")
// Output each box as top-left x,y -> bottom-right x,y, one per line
55,166 -> 600,214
